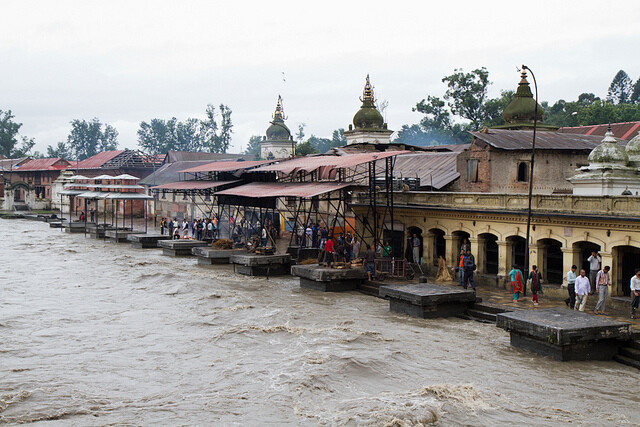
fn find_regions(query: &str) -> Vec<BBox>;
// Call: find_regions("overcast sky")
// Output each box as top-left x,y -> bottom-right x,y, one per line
2,0 -> 640,155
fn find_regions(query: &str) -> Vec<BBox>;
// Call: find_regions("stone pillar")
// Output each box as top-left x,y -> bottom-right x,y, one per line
497,240 -> 513,278
529,242 -> 543,274
444,235 -> 457,269
471,237 -> 483,273
423,231 -> 435,267
561,248 -> 580,287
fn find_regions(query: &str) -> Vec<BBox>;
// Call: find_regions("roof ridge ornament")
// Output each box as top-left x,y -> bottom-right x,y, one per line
360,74 -> 375,103
273,95 -> 287,121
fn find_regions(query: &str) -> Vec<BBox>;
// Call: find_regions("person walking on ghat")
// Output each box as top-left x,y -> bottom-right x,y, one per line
631,268 -> 640,319
587,251 -> 601,295
457,249 -> 465,287
412,234 -> 420,264
508,264 -> 524,302
564,265 -> 577,309
574,268 -> 590,311
462,249 -> 476,291
594,265 -> 611,315
365,244 -> 376,281
160,217 -> 166,235
528,265 -> 543,306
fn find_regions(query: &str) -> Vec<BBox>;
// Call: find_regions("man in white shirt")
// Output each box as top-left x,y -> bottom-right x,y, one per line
574,269 -> 590,312
564,265 -> 577,308
631,269 -> 640,319
594,266 -> 611,315
587,251 -> 601,295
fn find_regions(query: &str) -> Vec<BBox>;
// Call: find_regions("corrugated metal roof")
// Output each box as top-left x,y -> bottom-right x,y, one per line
391,152 -> 461,189
253,151 -> 409,176
75,151 -> 124,169
180,160 -> 274,173
14,158 -> 70,171
166,151 -> 246,163
216,182 -> 352,198
151,180 -> 239,190
138,160 -> 220,186
558,121 -> 640,141
0,157 -> 29,171
469,129 -> 620,151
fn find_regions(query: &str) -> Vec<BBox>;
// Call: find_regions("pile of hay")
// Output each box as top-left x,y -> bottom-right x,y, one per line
212,239 -> 234,249
299,258 -> 318,265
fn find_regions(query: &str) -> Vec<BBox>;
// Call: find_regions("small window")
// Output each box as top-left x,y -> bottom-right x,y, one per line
517,162 -> 529,182
467,159 -> 479,183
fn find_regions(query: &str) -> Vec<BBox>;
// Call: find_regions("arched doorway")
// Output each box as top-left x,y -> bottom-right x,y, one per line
479,233 -> 499,275
538,238 -> 563,284
452,230 -> 470,253
428,228 -> 445,265
573,241 -> 601,275
507,236 -> 526,271
612,245 -> 640,297
406,226 -> 423,263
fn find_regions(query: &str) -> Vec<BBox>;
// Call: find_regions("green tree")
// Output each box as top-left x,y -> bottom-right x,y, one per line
0,109 -> 36,158
244,135 -> 263,160
442,67 -> 491,130
295,140 -> 319,156
482,90 -> 514,127
46,141 -> 73,159
138,118 -> 174,154
201,104 -> 233,153
332,128 -> 347,146
67,118 -> 118,160
607,70 -> 633,104
631,78 -> 640,104
295,123 -> 306,144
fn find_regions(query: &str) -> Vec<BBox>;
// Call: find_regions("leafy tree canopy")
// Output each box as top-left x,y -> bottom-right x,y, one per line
607,70 -> 633,104
65,118 -> 118,160
138,104 -> 233,154
0,109 -> 36,158
244,135 -> 263,160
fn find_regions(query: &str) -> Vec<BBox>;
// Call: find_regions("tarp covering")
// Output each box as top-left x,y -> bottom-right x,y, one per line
215,182 -> 352,198
75,191 -> 152,200
251,151 -> 409,177
179,160 -> 273,173
151,180 -> 238,190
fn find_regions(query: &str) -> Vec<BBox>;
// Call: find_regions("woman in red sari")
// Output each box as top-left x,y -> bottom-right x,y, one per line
508,264 -> 524,302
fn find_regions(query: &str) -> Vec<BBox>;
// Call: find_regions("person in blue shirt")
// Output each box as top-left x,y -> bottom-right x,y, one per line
508,265 -> 524,302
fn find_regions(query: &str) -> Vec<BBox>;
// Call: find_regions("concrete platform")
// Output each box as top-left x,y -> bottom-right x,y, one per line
229,253 -> 291,276
158,239 -> 208,256
379,283 -> 477,318
63,222 -> 88,233
287,246 -> 319,261
128,233 -> 171,248
192,247 -> 247,264
104,229 -> 136,242
496,307 -> 631,361
291,264 -> 367,292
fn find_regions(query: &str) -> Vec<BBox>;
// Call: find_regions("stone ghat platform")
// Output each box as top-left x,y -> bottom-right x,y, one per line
229,253 -> 291,276
105,229 -> 136,242
158,239 -> 208,256
496,307 -> 631,361
291,264 -> 367,292
192,247 -> 247,264
62,222 -> 88,233
379,283 -> 477,318
127,233 -> 171,248
286,246 -> 319,261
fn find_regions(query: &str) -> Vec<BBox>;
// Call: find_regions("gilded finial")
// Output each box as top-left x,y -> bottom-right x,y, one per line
360,74 -> 375,103
273,95 -> 287,121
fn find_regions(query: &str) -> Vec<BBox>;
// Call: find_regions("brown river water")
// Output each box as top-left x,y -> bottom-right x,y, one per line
1,218 -> 639,426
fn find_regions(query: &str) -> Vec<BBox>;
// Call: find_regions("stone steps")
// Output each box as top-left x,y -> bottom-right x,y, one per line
613,354 -> 640,370
357,281 -> 382,298
465,309 -> 497,323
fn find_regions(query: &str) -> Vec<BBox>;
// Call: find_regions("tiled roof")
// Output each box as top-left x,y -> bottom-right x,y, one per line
15,158 -> 70,171
75,151 -> 125,169
469,129 -> 622,151
558,121 -> 640,141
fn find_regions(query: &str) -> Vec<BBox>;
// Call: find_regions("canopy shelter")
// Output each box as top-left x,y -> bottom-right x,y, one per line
149,180 -> 240,222
179,160 -> 276,181
214,180 -> 358,252
59,186 -> 153,238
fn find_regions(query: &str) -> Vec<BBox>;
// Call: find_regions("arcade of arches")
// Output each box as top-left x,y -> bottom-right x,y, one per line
353,193 -> 640,298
